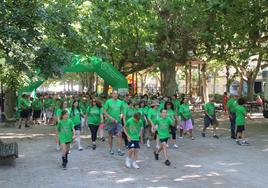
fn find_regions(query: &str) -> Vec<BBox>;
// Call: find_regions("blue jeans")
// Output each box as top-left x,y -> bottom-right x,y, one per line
229,113 -> 236,138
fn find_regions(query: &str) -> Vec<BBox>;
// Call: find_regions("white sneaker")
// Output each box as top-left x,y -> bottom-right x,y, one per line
173,144 -> 179,149
68,150 -> 71,154
166,143 -> 169,148
125,157 -> 132,168
132,161 -> 140,169
146,139 -> 150,148
179,136 -> 183,139
78,146 -> 83,151
156,145 -> 160,149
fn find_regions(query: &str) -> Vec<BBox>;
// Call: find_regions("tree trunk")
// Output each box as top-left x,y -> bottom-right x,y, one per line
71,80 -> 74,92
246,53 -> 263,101
4,88 -> 16,118
198,64 -> 202,96
226,65 -> 230,92
103,81 -> 109,97
201,63 -> 208,103
95,74 -> 99,93
247,77 -> 254,101
189,62 -> 192,96
185,66 -> 188,94
213,71 -> 216,95
160,63 -> 177,96
238,75 -> 244,96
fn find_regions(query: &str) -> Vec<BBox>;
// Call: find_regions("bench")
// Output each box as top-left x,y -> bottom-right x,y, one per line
0,141 -> 18,160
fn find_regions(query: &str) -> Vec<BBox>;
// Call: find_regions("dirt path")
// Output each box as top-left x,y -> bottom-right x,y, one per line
1,113 -> 268,188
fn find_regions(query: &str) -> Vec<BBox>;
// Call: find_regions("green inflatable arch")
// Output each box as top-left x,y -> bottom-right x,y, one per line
19,55 -> 128,94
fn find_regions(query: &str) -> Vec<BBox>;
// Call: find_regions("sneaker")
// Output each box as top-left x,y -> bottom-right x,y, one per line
236,140 -> 242,146
178,136 -> 183,139
25,124 -> 30,128
78,146 -> 83,151
191,137 -> 195,140
109,150 -> 114,155
125,157 -> 132,168
213,135 -> 219,139
146,139 -> 150,148
173,144 -> 179,149
92,144 -> 96,150
241,140 -> 249,146
202,133 -> 206,137
166,143 -> 169,148
117,149 -> 125,156
165,160 -> 171,166
154,151 -> 159,160
132,161 -> 140,169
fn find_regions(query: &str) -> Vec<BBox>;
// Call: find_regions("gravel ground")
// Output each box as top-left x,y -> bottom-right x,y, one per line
0,112 -> 268,188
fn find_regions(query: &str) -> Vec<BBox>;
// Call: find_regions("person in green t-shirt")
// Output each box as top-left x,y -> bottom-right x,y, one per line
235,97 -> 252,146
123,112 -> 143,169
54,100 -> 70,151
18,94 -> 31,129
227,94 -> 239,139
56,110 -> 76,169
44,96 -> 53,125
69,100 -> 83,151
179,97 -> 194,140
202,97 -> 219,139
153,109 -> 174,166
165,101 -> 179,148
79,97 -> 89,131
32,97 -> 42,125
103,90 -> 125,156
138,100 -> 149,147
147,102 -> 160,148
86,99 -> 103,150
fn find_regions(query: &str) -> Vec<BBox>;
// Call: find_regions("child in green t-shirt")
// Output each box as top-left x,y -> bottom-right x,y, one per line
153,109 -> 174,166
69,100 -> 83,151
56,110 -> 76,169
123,112 -> 143,169
235,97 -> 251,146
202,97 -> 219,139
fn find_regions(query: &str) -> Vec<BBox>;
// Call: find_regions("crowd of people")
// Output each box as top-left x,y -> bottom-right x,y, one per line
17,90 -> 251,169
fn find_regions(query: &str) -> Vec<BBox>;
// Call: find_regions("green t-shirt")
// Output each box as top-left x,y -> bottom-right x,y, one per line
235,105 -> 246,126
80,101 -> 89,114
57,119 -> 74,144
156,117 -> 173,139
147,108 -> 160,125
204,102 -> 215,116
138,107 -> 147,123
125,118 -> 143,141
166,109 -> 176,123
172,99 -> 181,114
44,98 -> 53,108
104,99 -> 123,122
124,107 -> 137,121
32,100 -> 42,110
55,108 -> 70,118
179,104 -> 191,120
69,108 -> 81,125
87,106 -> 103,125
19,98 -> 30,109
227,98 -> 237,113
